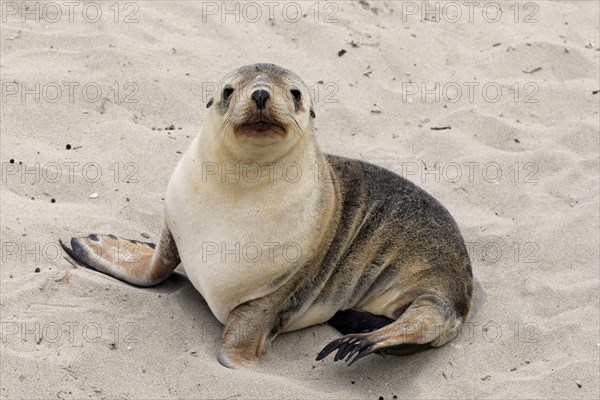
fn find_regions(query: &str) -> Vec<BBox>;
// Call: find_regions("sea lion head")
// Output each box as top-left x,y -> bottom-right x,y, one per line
204,63 -> 316,161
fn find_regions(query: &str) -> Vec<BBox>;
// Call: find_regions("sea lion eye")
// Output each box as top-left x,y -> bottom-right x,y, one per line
223,87 -> 234,101
290,89 -> 302,103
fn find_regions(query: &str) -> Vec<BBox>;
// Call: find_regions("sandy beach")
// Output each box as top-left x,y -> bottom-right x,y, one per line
1,1 -> 599,398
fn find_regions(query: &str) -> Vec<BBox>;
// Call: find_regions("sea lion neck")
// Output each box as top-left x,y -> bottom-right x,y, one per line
192,127 -> 322,189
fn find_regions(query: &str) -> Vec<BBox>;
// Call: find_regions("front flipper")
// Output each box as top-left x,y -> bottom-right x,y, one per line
60,224 -> 180,287
218,300 -> 281,369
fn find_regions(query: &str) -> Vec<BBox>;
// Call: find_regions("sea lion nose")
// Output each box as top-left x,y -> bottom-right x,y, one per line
251,89 -> 270,110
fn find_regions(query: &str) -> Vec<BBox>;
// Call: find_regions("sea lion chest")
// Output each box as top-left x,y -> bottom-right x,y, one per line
165,155 -> 320,324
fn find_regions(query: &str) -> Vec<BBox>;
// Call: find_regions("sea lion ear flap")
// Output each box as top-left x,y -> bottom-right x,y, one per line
310,107 -> 316,119
206,98 -> 214,108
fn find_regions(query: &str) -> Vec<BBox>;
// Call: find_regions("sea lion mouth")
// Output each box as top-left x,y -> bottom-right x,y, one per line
236,119 -> 286,137
246,120 -> 279,131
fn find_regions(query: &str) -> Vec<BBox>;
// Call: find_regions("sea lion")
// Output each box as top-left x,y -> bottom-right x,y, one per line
60,63 -> 473,368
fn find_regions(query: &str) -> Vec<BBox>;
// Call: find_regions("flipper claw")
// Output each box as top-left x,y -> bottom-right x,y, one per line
316,334 -> 378,365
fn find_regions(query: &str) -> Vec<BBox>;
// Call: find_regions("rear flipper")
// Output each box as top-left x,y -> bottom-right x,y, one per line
328,309 -> 395,334
327,309 -> 431,357
317,295 -> 462,365
60,224 -> 180,287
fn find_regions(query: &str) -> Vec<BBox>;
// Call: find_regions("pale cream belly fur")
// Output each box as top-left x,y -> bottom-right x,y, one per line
165,137 -> 330,326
